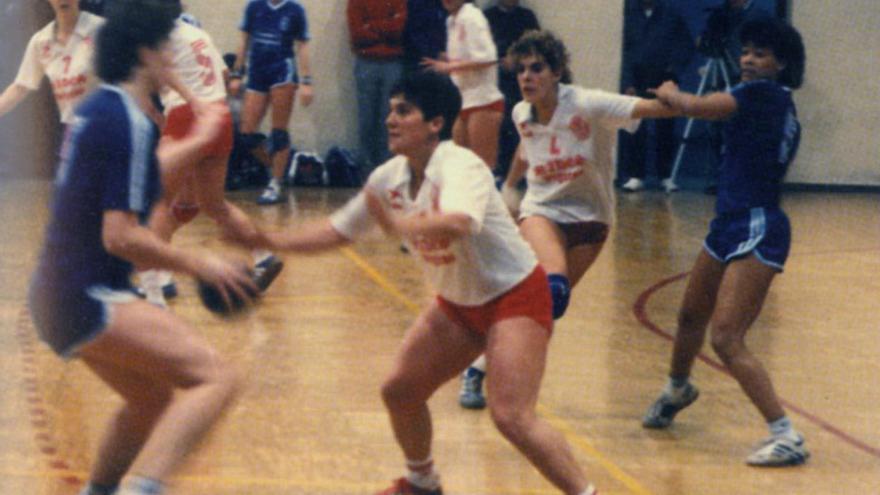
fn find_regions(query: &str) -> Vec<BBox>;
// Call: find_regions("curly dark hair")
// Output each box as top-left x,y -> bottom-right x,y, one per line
740,17 -> 806,89
507,30 -> 573,84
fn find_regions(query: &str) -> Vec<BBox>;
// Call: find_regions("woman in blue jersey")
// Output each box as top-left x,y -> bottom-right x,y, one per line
641,18 -> 808,467
230,0 -> 314,205
28,2 -> 256,495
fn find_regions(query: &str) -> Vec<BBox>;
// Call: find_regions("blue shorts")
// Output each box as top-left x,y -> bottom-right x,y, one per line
246,58 -> 297,93
28,279 -> 137,358
703,207 -> 791,271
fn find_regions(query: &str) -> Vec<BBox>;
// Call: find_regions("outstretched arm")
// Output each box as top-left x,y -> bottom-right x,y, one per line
0,84 -> 31,119
262,219 -> 351,253
650,80 -> 737,120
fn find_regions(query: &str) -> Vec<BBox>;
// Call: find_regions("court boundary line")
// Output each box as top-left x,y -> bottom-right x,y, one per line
340,247 -> 657,495
633,272 -> 880,459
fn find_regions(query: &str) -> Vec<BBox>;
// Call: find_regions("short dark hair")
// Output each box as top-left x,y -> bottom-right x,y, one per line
390,71 -> 461,140
508,30 -> 573,84
96,0 -> 179,83
740,18 -> 806,89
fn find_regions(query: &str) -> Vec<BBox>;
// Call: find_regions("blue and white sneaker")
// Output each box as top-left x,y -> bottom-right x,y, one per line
459,367 -> 486,410
746,434 -> 810,467
642,383 -> 699,429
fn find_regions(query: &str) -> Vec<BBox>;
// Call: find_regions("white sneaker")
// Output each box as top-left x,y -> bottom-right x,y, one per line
661,178 -> 679,193
621,178 -> 645,192
139,270 -> 167,309
746,434 -> 810,467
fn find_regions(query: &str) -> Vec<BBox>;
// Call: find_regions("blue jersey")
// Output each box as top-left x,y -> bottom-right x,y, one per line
717,80 -> 800,215
34,85 -> 161,294
240,0 -> 309,68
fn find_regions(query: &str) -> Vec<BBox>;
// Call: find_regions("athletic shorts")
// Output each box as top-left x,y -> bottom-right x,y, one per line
459,99 -> 505,122
704,207 -> 791,271
28,279 -> 138,358
558,221 -> 609,248
437,266 -> 553,335
246,57 -> 297,93
163,103 -> 234,157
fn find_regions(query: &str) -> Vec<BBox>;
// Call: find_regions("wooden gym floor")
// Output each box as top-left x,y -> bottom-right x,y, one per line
0,179 -> 877,495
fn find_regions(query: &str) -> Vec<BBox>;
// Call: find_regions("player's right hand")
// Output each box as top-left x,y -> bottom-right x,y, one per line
193,253 -> 258,309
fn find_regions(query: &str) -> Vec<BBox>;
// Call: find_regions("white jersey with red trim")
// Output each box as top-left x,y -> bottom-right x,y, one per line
514,84 -> 641,225
331,141 -> 537,305
14,12 -> 104,124
160,21 -> 227,111
446,3 -> 502,110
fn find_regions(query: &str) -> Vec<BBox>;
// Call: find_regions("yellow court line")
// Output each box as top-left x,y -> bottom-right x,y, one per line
340,247 -> 657,495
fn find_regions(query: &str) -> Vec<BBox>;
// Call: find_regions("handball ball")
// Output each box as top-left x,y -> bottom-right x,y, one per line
197,277 -> 257,316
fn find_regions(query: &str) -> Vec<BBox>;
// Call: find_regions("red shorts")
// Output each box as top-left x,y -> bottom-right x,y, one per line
162,102 -> 233,157
459,99 -> 505,122
437,266 -> 553,336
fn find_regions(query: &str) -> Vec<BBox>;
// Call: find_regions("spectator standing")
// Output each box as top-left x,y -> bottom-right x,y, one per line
484,0 -> 539,181
401,0 -> 446,74
347,0 -> 407,172
619,0 -> 694,193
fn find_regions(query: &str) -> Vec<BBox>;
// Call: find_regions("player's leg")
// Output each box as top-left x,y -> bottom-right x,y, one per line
519,216 -> 571,319
643,249 -> 723,428
709,254 -> 808,465
257,83 -> 296,205
78,300 -> 242,494
484,317 -> 595,495
451,115 -> 468,149
465,106 -> 503,171
378,301 -> 484,493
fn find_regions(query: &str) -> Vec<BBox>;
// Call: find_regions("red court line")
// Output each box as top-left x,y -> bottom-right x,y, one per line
633,272 -> 880,460
14,307 -> 81,487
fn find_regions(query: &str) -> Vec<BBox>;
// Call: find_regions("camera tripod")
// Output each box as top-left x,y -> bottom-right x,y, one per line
667,52 -> 738,188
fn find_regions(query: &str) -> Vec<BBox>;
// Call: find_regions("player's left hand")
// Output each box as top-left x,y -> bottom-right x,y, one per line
649,80 -> 679,103
420,57 -> 453,74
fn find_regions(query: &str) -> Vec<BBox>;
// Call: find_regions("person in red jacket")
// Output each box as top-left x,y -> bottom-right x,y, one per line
347,0 -> 407,172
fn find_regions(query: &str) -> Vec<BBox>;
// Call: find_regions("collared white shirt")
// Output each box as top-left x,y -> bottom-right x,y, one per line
15,12 -> 105,124
446,3 -> 503,109
514,84 -> 641,225
331,141 -> 537,305
160,20 -> 228,111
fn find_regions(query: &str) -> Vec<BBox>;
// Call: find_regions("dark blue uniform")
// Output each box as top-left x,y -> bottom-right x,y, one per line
704,80 -> 800,270
29,85 -> 161,357
240,0 -> 310,92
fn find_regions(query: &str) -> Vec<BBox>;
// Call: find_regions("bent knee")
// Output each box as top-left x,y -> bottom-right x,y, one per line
490,404 -> 535,443
709,327 -> 744,362
380,376 -> 427,411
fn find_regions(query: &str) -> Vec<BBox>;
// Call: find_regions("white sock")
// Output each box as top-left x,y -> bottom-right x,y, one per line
578,484 -> 597,495
405,457 -> 440,491
663,376 -> 690,398
469,355 -> 487,373
157,270 -> 173,286
768,416 -> 796,440
268,177 -> 281,190
118,476 -> 163,495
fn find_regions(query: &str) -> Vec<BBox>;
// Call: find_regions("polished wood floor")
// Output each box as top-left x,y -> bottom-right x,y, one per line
1,179 -> 878,495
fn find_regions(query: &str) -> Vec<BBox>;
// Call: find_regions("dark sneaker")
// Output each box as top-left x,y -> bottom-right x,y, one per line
642,383 -> 699,429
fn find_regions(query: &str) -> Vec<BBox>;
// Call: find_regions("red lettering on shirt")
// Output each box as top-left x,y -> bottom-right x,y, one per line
533,155 -> 588,183
569,115 -> 591,141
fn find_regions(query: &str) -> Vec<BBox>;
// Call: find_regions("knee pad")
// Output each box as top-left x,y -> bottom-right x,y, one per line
238,132 -> 265,152
547,273 -> 571,320
171,202 -> 200,224
267,128 -> 290,155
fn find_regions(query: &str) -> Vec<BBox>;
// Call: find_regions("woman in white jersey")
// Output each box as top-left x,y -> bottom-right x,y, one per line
460,30 -> 680,408
138,8 -> 283,307
422,0 -> 504,172
258,71 -> 599,495
0,0 -> 104,125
